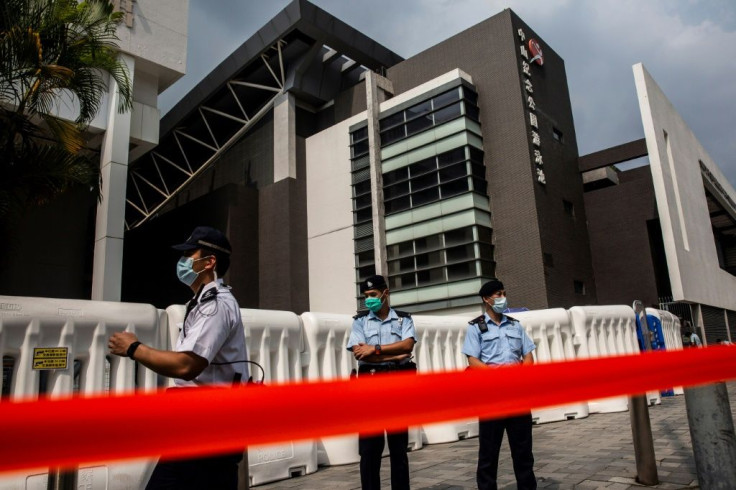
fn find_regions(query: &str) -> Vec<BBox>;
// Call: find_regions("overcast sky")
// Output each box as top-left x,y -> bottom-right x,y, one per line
160,0 -> 736,188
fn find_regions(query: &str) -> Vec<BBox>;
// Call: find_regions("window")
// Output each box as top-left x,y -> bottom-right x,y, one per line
563,200 -> 575,218
574,280 -> 585,295
553,128 -> 563,142
433,103 -> 462,125
351,126 -> 368,143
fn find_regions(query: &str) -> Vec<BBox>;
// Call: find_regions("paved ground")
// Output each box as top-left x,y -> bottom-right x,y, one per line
256,382 -> 736,489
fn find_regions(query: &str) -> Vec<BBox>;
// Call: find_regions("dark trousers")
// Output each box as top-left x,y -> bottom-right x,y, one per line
359,429 -> 410,490
145,452 -> 242,490
477,413 -> 536,490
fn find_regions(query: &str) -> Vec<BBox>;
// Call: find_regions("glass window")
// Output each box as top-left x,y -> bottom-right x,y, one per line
405,100 -> 431,120
445,227 -> 474,246
433,102 -> 462,125
415,251 -> 443,269
356,250 -> 374,267
353,179 -> 371,196
381,111 -> 404,129
465,103 -> 480,121
389,257 -> 414,274
417,267 -> 445,286
351,140 -> 368,158
381,125 -> 406,146
351,126 -> 368,143
471,177 -> 487,193
439,162 -> 468,183
448,261 -> 475,281
415,234 -> 442,253
463,87 -> 478,104
390,273 -> 416,289
412,186 -> 440,207
479,260 -> 495,277
354,193 -> 372,209
411,172 -> 438,192
409,158 -> 437,177
358,264 -> 376,281
385,195 -> 410,214
477,243 -> 494,261
440,178 -> 469,198
432,88 -> 460,109
384,181 -> 410,200
406,115 -> 433,136
469,147 -> 484,163
383,167 -> 408,186
355,207 -> 372,223
477,226 -> 492,244
438,147 -> 466,167
387,241 -> 413,259
446,244 -> 474,263
470,162 -> 485,179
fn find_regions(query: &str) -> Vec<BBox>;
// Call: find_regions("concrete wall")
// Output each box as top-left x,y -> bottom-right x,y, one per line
306,114 -> 365,314
634,63 -> 736,311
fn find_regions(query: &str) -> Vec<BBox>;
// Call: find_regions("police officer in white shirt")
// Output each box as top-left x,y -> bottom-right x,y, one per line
462,279 -> 537,490
109,226 -> 247,490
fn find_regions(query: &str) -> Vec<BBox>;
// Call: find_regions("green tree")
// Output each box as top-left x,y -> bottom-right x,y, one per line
0,0 -> 132,219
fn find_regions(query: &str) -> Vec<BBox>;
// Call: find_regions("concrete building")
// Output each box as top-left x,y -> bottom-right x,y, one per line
0,0 -> 189,301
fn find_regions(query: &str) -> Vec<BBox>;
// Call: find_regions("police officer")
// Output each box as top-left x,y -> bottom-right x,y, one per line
108,226 -> 247,490
462,279 -> 537,490
347,274 -> 417,490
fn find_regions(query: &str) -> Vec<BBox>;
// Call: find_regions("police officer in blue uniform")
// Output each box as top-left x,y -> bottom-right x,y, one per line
347,274 -> 417,490
109,226 -> 247,490
462,279 -> 537,490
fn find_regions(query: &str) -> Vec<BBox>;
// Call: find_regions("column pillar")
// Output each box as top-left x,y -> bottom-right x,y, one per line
92,54 -> 134,301
273,92 -> 296,182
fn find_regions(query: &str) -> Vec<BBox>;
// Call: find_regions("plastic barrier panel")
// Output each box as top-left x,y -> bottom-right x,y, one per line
511,309 -> 590,424
412,314 -> 479,443
165,306 -> 317,487
569,305 -> 638,413
0,295 -> 159,490
647,309 -> 684,395
300,312 -> 422,466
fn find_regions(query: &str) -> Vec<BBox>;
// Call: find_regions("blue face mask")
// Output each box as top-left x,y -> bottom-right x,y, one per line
176,256 -> 209,286
491,296 -> 507,313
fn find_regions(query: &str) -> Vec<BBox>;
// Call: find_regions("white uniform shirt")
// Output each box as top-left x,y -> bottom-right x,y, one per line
175,279 -> 248,387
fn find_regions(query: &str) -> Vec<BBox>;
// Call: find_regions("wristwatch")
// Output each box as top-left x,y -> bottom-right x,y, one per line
374,344 -> 382,355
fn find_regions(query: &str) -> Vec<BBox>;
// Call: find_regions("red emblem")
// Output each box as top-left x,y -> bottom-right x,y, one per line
528,39 -> 543,66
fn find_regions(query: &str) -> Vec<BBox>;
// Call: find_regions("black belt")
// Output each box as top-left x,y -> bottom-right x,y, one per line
358,361 -> 416,375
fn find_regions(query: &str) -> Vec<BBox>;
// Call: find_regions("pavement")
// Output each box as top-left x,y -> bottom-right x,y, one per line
256,382 -> 736,489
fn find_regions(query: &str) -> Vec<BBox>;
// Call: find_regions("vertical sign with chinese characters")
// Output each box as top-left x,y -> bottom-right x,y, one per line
517,28 -> 546,185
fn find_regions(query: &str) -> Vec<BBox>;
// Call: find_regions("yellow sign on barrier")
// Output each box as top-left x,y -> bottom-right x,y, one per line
32,348 -> 68,370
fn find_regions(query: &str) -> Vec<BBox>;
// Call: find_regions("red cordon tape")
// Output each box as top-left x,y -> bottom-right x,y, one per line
1,346 -> 735,474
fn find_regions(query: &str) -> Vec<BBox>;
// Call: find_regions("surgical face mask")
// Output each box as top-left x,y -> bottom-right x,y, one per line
176,256 -> 210,286
490,296 -> 507,313
364,291 -> 386,313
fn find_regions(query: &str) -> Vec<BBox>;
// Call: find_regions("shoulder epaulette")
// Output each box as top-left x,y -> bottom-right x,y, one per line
469,314 -> 488,333
394,310 -> 411,318
353,310 -> 369,320
200,288 -> 219,303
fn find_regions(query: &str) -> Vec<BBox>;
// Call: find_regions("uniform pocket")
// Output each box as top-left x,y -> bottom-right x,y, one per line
481,330 -> 500,342
505,329 -> 523,351
363,324 -> 380,344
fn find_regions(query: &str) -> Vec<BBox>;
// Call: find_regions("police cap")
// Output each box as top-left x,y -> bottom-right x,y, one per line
360,274 -> 388,293
479,279 -> 504,297
172,226 -> 232,255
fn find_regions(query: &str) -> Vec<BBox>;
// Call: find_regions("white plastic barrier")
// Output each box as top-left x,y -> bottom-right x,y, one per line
0,295 -> 160,490
510,309 -> 590,424
412,314 -> 479,443
165,306 -> 317,487
569,305 -> 640,413
647,308 -> 684,395
300,312 -> 423,466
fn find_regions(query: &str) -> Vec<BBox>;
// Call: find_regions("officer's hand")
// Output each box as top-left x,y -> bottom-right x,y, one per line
108,331 -> 139,357
353,343 -> 375,360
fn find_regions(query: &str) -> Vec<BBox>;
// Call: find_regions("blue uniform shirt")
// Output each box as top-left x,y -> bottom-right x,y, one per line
347,308 -> 416,366
462,313 -> 535,365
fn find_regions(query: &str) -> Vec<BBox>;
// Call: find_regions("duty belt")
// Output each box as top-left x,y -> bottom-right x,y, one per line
358,361 -> 416,375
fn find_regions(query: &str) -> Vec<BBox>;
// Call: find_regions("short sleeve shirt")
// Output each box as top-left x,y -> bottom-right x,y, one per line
175,279 -> 248,387
462,313 -> 535,365
347,309 -> 416,366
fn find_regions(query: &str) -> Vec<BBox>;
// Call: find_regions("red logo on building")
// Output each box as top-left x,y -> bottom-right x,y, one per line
528,39 -> 543,66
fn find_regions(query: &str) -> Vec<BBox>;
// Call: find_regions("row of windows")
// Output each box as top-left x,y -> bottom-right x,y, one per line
350,85 -> 480,158
355,226 -> 494,292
